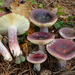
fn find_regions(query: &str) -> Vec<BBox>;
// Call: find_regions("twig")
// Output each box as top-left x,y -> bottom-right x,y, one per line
69,66 -> 75,71
9,68 -> 20,75
28,62 -> 32,75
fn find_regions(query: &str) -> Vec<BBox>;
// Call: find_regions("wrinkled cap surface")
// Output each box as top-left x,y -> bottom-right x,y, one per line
46,39 -> 75,60
30,9 -> 58,27
27,51 -> 47,63
0,13 -> 30,35
27,32 -> 55,45
59,27 -> 75,39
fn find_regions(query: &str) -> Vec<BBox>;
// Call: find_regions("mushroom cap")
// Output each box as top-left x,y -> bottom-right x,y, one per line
27,51 -> 47,64
27,32 -> 55,45
30,9 -> 58,27
0,13 -> 30,35
59,27 -> 75,39
46,39 -> 75,60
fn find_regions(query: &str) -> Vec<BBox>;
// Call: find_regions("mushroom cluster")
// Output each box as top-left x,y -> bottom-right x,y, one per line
27,9 -> 75,71
27,9 -> 57,72
0,8 -> 74,73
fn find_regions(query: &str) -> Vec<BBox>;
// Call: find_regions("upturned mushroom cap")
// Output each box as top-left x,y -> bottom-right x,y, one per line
30,9 -> 58,27
46,39 -> 75,60
27,32 -> 55,45
27,51 -> 47,64
0,13 -> 30,35
59,27 -> 75,39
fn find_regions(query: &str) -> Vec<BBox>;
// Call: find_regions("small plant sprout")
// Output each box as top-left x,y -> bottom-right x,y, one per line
27,51 -> 47,72
39,4 -> 43,9
0,0 -> 4,6
0,13 -> 30,57
15,55 -> 25,64
59,27 -> 75,40
27,32 -> 55,52
0,35 -> 12,61
54,4 -> 65,16
30,9 -> 58,33
46,39 -> 75,69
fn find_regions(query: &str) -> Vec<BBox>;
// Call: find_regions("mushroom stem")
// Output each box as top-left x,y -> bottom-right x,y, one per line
0,35 -> 12,61
38,45 -> 45,52
58,59 -> 67,69
34,63 -> 41,72
8,26 -> 22,57
40,27 -> 48,33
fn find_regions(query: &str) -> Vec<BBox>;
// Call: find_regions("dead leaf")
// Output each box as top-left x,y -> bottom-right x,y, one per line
11,1 -> 32,22
51,8 -> 58,14
27,27 -> 34,35
21,43 -> 29,59
60,15 -> 69,19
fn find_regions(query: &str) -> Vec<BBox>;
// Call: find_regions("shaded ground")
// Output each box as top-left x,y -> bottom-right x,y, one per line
0,0 -> 75,75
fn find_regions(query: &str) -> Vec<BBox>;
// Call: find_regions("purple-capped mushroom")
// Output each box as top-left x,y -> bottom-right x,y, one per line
46,39 -> 75,69
0,35 -> 12,61
30,9 -> 58,33
27,32 -> 55,52
59,27 -> 75,40
0,13 -> 30,57
27,51 -> 47,72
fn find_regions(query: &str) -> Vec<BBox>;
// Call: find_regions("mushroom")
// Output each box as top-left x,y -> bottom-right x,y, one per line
0,35 -> 12,61
27,32 -> 55,52
59,27 -> 75,40
46,39 -> 75,69
0,13 -> 30,57
30,9 -> 58,33
27,51 -> 47,72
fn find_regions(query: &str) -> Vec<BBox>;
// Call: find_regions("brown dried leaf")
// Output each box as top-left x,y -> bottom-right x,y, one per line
21,43 -> 29,59
27,27 -> 34,35
51,8 -> 58,14
11,1 -> 32,22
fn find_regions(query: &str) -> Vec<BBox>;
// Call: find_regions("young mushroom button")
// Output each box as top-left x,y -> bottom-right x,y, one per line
0,13 -> 30,57
59,27 -> 75,40
46,39 -> 75,69
30,9 -> 58,33
27,51 -> 47,72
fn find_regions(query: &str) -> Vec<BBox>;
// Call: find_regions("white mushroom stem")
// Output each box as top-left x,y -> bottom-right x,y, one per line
39,27 -> 48,53
58,59 -> 67,69
40,27 -> 48,33
8,26 -> 22,57
39,45 -> 45,53
0,36 -> 12,61
34,63 -> 41,72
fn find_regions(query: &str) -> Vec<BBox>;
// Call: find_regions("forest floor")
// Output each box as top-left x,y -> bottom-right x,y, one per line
0,0 -> 75,75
